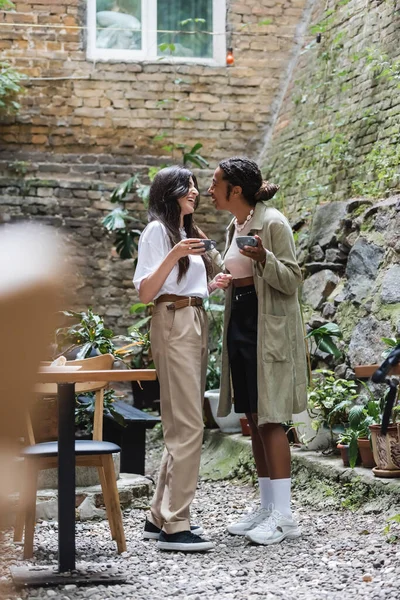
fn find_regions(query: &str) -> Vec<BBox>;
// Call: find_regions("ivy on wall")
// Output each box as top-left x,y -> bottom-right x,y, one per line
262,0 -> 400,220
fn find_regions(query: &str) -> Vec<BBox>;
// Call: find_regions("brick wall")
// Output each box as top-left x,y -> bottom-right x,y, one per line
1,0 -> 309,160
261,0 -> 400,220
0,0 -> 311,331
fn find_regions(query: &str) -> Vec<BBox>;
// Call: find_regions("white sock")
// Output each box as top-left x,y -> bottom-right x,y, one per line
270,478 -> 292,517
258,477 -> 273,509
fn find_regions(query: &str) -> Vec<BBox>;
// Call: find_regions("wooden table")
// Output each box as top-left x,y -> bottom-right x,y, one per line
12,368 -> 157,587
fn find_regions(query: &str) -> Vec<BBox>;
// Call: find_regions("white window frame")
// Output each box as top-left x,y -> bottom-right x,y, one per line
87,0 -> 226,66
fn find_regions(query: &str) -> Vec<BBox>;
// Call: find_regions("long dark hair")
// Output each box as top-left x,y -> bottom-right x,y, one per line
148,166 -> 212,283
219,157 -> 279,207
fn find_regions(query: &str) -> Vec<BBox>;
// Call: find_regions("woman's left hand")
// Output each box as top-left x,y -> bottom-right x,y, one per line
239,235 -> 266,263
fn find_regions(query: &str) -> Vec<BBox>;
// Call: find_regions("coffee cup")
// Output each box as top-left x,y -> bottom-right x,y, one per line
236,236 -> 258,249
202,239 -> 217,251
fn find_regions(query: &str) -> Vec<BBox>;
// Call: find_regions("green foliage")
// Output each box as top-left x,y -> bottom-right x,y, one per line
305,322 -> 342,359
307,370 -> 359,434
351,140 -> 400,198
128,302 -> 155,369
0,61 -> 27,113
157,0 -> 212,59
383,513 -> 400,541
381,336 -> 400,358
55,308 -> 132,360
75,389 -> 126,434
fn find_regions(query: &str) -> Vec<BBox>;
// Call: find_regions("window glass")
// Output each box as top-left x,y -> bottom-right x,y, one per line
96,0 -> 142,50
157,0 -> 213,58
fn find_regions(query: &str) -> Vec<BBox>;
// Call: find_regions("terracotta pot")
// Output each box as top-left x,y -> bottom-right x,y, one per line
240,416 -> 251,436
357,438 -> 376,469
369,424 -> 400,477
337,443 -> 350,467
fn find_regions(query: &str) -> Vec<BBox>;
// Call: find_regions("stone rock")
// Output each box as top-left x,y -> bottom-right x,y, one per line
344,238 -> 385,303
309,202 -> 348,249
302,270 -> 340,310
77,496 -> 106,521
310,244 -> 324,261
325,248 -> 347,263
334,364 -> 347,379
308,315 -> 329,329
347,316 -> 394,367
381,265 -> 400,304
342,232 -> 359,248
322,302 -> 336,318
305,262 -> 343,274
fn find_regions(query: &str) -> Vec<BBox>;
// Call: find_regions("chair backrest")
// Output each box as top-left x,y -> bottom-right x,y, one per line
31,354 -> 114,444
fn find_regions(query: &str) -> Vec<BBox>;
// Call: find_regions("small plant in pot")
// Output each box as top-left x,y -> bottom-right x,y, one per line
305,370 -> 359,449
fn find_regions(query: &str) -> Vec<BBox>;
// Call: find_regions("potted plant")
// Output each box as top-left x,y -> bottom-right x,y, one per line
298,370 -> 359,450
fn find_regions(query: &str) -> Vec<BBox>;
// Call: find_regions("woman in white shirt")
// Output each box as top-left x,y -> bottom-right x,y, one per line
133,166 -> 230,552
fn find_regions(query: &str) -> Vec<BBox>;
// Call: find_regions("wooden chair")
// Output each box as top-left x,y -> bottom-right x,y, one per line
14,354 -> 127,558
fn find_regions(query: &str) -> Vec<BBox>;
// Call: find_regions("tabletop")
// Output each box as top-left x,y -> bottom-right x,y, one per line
36,368 -> 157,383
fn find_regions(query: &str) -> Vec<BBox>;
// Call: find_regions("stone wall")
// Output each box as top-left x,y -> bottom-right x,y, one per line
258,0 -> 400,365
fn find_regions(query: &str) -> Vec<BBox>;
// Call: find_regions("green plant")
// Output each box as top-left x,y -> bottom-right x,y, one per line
305,322 -> 342,359
55,308 -> 133,360
383,514 -> 400,542
0,61 -> 27,114
127,302 -> 155,369
381,336 -> 400,358
307,370 -> 359,436
75,388 -> 126,435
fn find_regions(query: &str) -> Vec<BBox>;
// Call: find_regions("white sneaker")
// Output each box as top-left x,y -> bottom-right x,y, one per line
246,509 -> 301,545
227,507 -> 271,536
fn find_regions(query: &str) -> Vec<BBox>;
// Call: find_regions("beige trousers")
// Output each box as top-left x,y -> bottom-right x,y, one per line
149,302 -> 208,534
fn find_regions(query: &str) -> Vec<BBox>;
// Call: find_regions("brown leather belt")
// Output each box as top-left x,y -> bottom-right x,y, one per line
155,294 -> 204,311
233,276 -> 254,288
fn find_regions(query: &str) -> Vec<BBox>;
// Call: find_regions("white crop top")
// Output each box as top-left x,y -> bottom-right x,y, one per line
224,220 -> 254,279
133,221 -> 208,299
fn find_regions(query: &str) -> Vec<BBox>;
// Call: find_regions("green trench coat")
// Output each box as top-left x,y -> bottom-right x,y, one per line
217,201 -> 308,425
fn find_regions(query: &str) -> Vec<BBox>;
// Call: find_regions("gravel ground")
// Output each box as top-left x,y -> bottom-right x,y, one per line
1,435 -> 400,600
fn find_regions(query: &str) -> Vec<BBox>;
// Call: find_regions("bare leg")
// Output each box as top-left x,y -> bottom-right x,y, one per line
246,413 -> 269,477
258,422 -> 291,479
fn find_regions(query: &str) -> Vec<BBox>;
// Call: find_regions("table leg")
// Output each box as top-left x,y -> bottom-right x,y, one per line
58,382 -> 76,572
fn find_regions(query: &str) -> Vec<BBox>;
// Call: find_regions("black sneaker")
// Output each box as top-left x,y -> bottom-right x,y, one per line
143,518 -> 204,540
157,530 -> 214,552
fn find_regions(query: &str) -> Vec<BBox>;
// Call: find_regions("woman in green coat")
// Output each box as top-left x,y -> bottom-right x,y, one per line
208,157 -> 307,546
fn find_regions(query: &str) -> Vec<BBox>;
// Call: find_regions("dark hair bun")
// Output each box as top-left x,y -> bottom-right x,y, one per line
255,181 -> 280,201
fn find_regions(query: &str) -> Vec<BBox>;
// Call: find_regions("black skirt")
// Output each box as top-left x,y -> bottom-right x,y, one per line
227,285 -> 258,414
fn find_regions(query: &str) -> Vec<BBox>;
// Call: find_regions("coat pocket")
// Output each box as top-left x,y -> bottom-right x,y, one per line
261,314 -> 290,362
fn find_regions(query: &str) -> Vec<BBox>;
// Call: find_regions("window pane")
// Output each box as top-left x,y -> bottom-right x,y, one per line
96,0 -> 142,50
157,0 -> 213,58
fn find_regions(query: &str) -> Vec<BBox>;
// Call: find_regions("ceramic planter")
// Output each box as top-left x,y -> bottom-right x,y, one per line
357,438 -> 376,469
240,416 -> 251,436
369,424 -> 400,477
204,390 -> 244,433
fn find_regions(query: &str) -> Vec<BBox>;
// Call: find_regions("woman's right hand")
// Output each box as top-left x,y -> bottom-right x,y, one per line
172,238 -> 206,260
